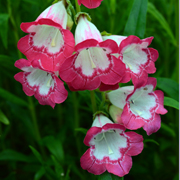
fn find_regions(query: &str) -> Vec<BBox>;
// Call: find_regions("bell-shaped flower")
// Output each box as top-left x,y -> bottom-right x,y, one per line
119,35 -> 159,85
17,1 -> 75,71
78,0 -> 103,9
80,114 -> 144,177
103,35 -> 159,86
108,77 -> 167,135
14,59 -> 68,108
59,15 -> 125,90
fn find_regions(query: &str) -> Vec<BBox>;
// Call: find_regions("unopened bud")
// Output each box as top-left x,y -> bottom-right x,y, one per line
66,14 -> 73,30
109,105 -> 123,124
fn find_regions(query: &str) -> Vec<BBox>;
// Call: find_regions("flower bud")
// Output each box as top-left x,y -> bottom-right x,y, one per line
109,105 -> 123,124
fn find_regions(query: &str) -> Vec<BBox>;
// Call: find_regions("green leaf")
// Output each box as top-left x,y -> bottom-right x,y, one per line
144,139 -> 159,146
124,0 -> 148,38
147,2 -> 177,46
0,55 -> 16,71
42,136 -> 64,162
156,77 -> 179,101
0,14 -> 9,49
161,122 -> 176,137
164,97 -> 179,110
34,166 -> 45,180
0,88 -> 29,107
0,110 -> 10,125
98,171 -> 124,180
29,145 -> 43,164
51,155 -> 64,178
75,128 -> 88,135
0,149 -> 36,162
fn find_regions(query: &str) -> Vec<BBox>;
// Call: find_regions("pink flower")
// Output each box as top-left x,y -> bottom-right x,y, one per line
103,35 -> 159,86
119,36 -> 158,85
59,15 -> 125,90
14,59 -> 68,108
78,0 -> 103,9
108,77 -> 168,135
17,1 -> 75,71
80,114 -> 143,177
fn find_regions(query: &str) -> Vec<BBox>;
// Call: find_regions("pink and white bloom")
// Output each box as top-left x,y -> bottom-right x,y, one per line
17,1 -> 75,71
119,35 -> 158,85
14,59 -> 68,108
108,77 -> 167,135
103,35 -> 159,86
78,0 -> 103,9
80,114 -> 143,177
59,15 -> 125,90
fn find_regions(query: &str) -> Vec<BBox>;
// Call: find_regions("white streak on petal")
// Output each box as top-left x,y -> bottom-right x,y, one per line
75,16 -> 102,44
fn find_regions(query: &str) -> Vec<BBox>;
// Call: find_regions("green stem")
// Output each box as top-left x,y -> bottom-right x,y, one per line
69,4 -> 76,17
110,0 -> 116,33
75,0 -> 81,13
90,91 -> 97,113
72,92 -> 79,130
72,92 -> 81,157
28,97 -> 41,142
7,0 -> 23,58
28,97 -> 46,156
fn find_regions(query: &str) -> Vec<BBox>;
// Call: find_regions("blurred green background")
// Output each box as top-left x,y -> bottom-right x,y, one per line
0,0 -> 179,179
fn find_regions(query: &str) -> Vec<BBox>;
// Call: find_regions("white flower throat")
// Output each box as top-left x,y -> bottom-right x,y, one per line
86,48 -> 96,69
94,130 -> 116,155
51,29 -> 60,47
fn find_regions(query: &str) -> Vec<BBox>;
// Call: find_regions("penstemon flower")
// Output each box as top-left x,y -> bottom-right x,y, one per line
80,114 -> 144,177
14,59 -> 68,108
78,0 -> 103,9
59,15 -> 125,90
103,35 -> 159,86
17,1 -> 75,71
107,77 -> 167,135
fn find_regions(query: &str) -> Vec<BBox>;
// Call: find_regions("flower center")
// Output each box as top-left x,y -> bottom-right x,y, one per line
46,73 -> 53,87
129,89 -> 145,116
86,48 -> 96,69
94,130 -> 116,155
51,29 -> 60,47
128,86 -> 156,119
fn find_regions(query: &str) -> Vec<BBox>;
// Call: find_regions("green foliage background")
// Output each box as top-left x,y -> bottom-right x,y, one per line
0,0 -> 179,179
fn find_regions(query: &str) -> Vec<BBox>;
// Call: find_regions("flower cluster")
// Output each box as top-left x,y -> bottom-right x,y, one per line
14,0 -> 167,178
